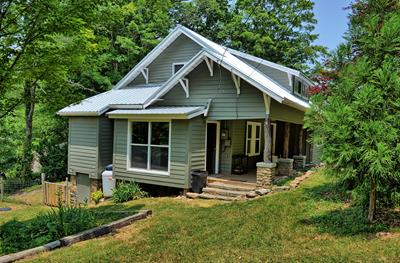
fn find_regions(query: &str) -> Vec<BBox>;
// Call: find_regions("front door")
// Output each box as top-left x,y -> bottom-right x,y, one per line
206,122 -> 220,174
76,173 -> 90,204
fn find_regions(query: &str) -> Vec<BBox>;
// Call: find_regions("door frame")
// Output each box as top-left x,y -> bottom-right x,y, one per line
204,120 -> 220,174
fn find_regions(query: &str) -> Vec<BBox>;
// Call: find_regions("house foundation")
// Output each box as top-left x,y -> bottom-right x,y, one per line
293,155 -> 306,169
256,162 -> 276,188
277,158 -> 294,176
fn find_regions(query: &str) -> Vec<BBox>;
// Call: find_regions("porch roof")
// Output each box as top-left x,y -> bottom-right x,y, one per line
106,106 -> 206,119
57,85 -> 160,116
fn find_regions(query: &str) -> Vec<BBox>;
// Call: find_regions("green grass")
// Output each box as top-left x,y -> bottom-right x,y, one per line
18,170 -> 400,263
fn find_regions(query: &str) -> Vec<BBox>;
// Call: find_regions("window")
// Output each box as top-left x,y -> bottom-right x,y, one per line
246,122 -> 261,156
129,121 -> 170,174
172,63 -> 185,75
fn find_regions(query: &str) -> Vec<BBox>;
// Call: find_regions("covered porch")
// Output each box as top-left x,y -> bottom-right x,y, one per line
205,118 -> 311,185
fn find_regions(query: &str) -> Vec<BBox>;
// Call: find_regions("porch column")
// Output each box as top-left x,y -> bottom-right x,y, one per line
293,126 -> 306,169
277,122 -> 294,176
283,122 -> 290,158
256,94 -> 275,189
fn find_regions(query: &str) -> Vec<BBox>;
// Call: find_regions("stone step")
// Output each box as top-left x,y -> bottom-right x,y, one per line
202,187 -> 248,198
186,192 -> 239,201
207,177 -> 257,188
207,182 -> 256,192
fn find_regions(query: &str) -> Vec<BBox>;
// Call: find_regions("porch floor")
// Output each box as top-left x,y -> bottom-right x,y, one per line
208,169 -> 257,184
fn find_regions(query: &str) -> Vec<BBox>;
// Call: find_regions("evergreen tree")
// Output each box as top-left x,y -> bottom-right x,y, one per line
305,0 -> 400,221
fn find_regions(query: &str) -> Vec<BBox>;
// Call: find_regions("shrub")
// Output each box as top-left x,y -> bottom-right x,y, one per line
0,205 -> 95,254
112,181 -> 148,203
91,190 -> 104,205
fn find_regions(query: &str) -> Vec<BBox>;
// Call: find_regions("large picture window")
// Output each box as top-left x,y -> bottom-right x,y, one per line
129,121 -> 170,173
246,122 -> 261,157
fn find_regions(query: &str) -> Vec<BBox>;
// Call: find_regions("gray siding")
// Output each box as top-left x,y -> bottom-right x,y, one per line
188,117 -> 206,173
270,100 -> 304,124
157,62 -> 267,120
129,34 -> 202,85
68,117 -> 98,177
98,116 -> 114,174
113,119 -> 190,188
240,57 -> 292,91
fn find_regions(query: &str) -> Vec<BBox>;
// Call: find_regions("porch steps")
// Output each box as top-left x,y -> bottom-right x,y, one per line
202,187 -> 248,198
207,177 -> 257,188
186,179 -> 257,201
206,182 -> 255,192
186,192 -> 240,201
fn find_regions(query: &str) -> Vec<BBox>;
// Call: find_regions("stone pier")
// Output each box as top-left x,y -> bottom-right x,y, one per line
277,158 -> 294,176
256,162 -> 276,188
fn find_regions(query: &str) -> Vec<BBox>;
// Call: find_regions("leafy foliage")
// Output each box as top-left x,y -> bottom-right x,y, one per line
112,181 -> 148,203
305,0 -> 400,220
0,205 -> 95,254
91,190 -> 104,205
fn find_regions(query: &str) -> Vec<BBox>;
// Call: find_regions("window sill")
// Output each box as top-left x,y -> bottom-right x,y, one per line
126,168 -> 170,176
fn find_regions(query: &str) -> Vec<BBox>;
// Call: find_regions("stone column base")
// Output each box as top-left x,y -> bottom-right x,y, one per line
277,158 -> 294,176
256,162 -> 276,188
293,155 -> 306,170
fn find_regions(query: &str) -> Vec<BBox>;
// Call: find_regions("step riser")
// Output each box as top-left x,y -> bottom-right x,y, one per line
207,178 -> 257,188
202,188 -> 247,198
207,182 -> 255,192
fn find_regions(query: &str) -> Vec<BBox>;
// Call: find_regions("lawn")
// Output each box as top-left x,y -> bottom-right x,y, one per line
16,170 -> 400,263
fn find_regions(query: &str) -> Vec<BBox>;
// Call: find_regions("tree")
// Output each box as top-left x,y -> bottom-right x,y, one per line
224,0 -> 325,70
305,0 -> 400,222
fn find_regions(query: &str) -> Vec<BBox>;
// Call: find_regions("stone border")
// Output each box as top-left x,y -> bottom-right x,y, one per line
0,210 -> 152,263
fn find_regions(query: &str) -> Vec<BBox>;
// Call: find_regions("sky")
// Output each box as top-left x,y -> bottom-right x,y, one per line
312,0 -> 352,51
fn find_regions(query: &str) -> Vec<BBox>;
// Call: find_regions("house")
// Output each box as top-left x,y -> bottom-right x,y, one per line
58,25 -> 317,202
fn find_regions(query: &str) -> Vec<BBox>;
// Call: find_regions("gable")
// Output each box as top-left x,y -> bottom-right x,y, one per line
127,34 -> 202,86
240,57 -> 292,91
155,61 -> 266,120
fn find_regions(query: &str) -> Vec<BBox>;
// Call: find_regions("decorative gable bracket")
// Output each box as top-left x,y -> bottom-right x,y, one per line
231,72 -> 241,95
204,98 -> 213,117
179,78 -> 189,98
141,68 -> 149,84
205,57 -> 214,77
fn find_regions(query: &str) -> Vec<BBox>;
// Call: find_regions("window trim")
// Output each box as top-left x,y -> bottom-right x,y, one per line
172,62 -> 186,75
127,120 -> 171,176
245,121 -> 262,157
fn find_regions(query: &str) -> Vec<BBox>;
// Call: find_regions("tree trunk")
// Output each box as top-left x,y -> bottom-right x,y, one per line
368,180 -> 377,223
21,83 -> 36,178
283,122 -> 290,158
263,114 -> 272,163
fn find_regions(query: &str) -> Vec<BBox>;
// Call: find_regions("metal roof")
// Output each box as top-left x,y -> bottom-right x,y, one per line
107,106 -> 205,119
57,86 -> 160,116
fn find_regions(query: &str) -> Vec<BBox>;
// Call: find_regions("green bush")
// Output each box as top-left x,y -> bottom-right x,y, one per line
112,181 -> 148,203
0,205 -> 95,254
91,190 -> 104,205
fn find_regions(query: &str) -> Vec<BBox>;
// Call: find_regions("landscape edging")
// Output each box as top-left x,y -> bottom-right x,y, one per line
0,209 -> 152,263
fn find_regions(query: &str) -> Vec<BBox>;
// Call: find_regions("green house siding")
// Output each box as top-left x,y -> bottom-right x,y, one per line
112,119 -> 190,188
188,116 -> 206,172
129,34 -> 202,86
270,100 -> 304,124
68,117 -> 98,177
68,116 -> 114,179
239,57 -> 292,91
156,61 -> 267,120
98,116 -> 114,173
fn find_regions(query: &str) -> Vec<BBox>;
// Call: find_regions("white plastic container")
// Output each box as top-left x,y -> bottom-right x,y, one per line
102,166 -> 115,197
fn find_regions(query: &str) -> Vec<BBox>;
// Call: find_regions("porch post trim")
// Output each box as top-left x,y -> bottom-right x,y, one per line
263,94 -> 272,163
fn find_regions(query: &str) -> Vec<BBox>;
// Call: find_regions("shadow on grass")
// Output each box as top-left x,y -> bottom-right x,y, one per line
301,206 -> 388,236
304,181 -> 351,203
301,183 -> 393,236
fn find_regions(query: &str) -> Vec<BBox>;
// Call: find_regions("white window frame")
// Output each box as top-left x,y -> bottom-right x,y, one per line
172,62 -> 186,75
127,120 -> 171,176
245,121 -> 262,157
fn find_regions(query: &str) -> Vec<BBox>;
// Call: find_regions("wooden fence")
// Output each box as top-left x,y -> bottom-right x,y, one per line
42,176 -> 71,207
